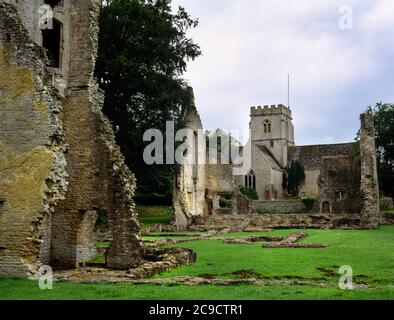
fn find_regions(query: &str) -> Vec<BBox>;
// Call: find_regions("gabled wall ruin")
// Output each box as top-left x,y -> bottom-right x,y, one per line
174,101 -> 380,230
0,0 -> 142,277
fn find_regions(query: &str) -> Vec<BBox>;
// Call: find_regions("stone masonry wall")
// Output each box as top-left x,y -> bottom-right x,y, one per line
254,200 -> 306,214
359,113 -> 380,228
0,3 -> 67,276
288,143 -> 358,170
51,0 -> 142,269
315,155 -> 362,215
173,88 -> 206,229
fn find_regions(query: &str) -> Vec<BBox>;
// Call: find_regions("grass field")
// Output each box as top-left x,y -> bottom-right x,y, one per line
0,226 -> 393,300
135,205 -> 172,226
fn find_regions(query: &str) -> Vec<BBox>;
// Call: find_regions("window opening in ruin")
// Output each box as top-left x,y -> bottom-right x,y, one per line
322,201 -> 331,214
44,0 -> 62,7
263,120 -> 272,134
193,131 -> 198,181
94,210 -> 109,230
219,194 -> 233,208
0,198 -> 5,211
265,191 -> 270,200
270,141 -> 274,148
335,191 -> 347,201
42,19 -> 62,68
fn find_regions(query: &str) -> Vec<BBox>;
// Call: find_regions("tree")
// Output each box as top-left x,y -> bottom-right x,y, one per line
284,160 -> 306,196
364,103 -> 394,199
95,0 -> 201,204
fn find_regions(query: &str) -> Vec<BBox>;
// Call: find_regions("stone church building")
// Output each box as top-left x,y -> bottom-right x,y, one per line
0,0 -> 381,279
174,98 -> 380,231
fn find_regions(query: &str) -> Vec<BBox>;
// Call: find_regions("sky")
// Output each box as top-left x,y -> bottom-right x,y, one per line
171,0 -> 394,145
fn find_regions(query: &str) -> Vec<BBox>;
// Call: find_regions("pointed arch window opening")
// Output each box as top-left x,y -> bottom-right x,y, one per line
42,18 -> 62,68
244,171 -> 256,190
263,120 -> 272,134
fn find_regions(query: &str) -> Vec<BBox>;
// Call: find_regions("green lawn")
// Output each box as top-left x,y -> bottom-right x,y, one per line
136,205 -> 172,226
0,226 -> 393,300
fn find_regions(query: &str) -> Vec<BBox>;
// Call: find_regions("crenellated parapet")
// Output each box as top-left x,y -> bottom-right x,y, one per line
250,104 -> 292,118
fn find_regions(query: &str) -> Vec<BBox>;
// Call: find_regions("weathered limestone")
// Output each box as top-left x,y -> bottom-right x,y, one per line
174,103 -> 381,231
380,197 -> 393,210
254,200 -> 306,214
173,88 -> 206,229
262,232 -> 327,248
288,143 -> 359,198
359,113 -> 380,228
0,0 -> 143,276
49,0 -> 142,270
0,2 -> 67,276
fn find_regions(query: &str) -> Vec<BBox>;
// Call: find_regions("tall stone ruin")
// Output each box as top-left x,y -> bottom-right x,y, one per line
0,0 -> 142,276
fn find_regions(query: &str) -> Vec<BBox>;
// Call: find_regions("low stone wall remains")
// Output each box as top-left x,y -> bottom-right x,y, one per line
254,200 -> 307,214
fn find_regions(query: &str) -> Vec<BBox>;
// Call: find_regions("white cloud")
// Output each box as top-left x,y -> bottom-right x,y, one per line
173,0 -> 394,144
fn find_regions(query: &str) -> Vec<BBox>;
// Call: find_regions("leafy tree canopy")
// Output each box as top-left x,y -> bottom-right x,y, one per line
283,160 -> 306,197
364,103 -> 394,198
95,0 -> 201,204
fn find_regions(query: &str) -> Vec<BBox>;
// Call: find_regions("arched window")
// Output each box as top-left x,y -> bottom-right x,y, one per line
42,19 -> 62,68
244,171 -> 256,190
263,120 -> 271,134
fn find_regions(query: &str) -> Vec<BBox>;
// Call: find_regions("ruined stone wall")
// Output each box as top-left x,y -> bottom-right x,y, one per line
12,0 -> 44,44
359,113 -> 380,228
0,3 -> 67,276
254,200 -> 307,214
380,197 -> 393,210
15,0 -> 72,95
205,162 -> 235,215
288,142 -> 359,197
173,89 -> 206,229
315,155 -> 362,215
51,0 -> 142,269
202,213 -> 331,229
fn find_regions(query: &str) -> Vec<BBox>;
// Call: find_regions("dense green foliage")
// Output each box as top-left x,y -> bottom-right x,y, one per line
95,0 -> 201,204
283,161 -> 306,196
240,186 -> 259,200
1,226 -> 393,300
365,103 -> 394,199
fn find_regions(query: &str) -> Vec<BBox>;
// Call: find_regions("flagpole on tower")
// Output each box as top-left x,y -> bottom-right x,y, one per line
287,73 -> 290,110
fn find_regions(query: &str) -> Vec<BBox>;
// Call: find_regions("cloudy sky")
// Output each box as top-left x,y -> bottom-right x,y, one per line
171,0 -> 394,145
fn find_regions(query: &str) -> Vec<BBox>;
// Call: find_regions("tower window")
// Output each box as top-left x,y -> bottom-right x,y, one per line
263,120 -> 271,134
270,141 -> 274,148
42,19 -> 62,68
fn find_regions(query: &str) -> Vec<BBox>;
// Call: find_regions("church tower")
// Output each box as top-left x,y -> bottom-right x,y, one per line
249,104 -> 295,167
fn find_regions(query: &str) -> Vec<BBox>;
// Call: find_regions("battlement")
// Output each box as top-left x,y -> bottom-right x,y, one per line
250,104 -> 292,118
